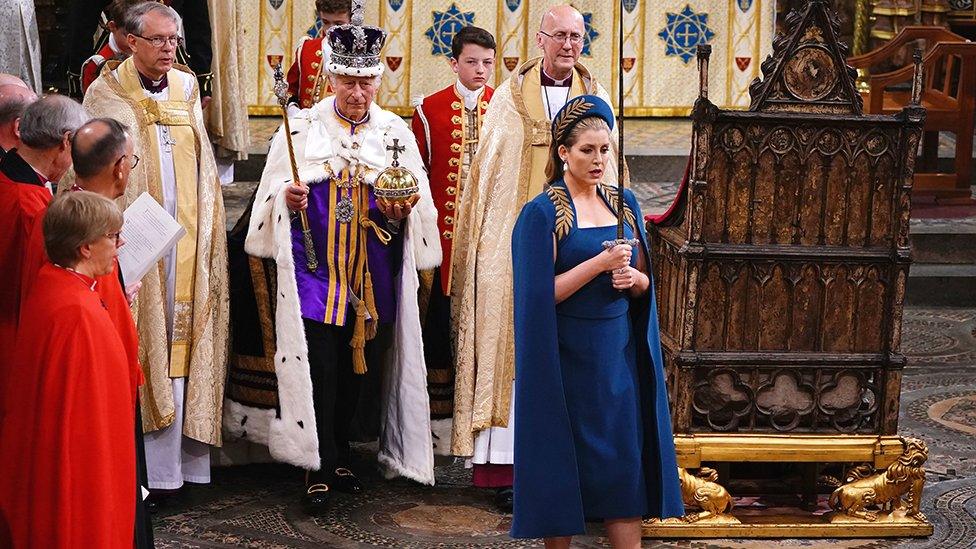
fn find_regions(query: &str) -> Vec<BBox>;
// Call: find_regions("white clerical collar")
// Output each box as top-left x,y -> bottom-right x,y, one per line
108,32 -> 123,56
455,80 -> 483,111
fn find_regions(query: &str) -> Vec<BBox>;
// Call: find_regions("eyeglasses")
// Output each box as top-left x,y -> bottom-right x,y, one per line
104,232 -> 123,245
117,153 -> 140,169
132,33 -> 184,48
539,30 -> 585,45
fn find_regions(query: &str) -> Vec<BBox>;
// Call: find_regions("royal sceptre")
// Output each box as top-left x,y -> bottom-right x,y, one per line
603,0 -> 639,251
269,56 -> 318,272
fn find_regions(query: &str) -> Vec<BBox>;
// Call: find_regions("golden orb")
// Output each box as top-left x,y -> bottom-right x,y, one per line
374,164 -> 420,205
375,138 -> 420,206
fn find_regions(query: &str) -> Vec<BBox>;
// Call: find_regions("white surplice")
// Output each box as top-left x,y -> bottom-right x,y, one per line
119,68 -> 212,489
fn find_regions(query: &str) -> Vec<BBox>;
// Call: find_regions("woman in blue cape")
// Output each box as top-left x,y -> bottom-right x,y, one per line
510,95 -> 684,546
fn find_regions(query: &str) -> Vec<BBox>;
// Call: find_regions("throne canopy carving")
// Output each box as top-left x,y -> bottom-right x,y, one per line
749,0 -> 863,115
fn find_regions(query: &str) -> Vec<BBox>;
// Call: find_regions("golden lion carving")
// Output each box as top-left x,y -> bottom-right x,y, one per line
677,467 -> 736,523
828,438 -> 928,522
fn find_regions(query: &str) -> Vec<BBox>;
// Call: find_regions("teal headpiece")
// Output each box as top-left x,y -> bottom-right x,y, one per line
550,94 -> 615,145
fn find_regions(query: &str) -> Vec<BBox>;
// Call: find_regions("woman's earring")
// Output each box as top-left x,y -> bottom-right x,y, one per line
562,161 -> 568,172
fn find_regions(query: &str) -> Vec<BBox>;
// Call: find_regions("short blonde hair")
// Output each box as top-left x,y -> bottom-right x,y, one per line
44,191 -> 123,267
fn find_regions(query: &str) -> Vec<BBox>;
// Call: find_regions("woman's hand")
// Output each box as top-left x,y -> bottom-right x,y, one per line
599,243 -> 632,272
285,183 -> 309,212
612,266 -> 650,296
611,266 -> 640,290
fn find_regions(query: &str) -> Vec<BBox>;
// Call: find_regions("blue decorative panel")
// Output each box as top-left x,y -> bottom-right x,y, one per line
305,18 -> 324,39
506,0 -> 521,12
658,5 -> 715,64
623,0 -> 638,13
581,12 -> 599,57
738,0 -> 753,11
389,0 -> 404,11
424,3 -> 476,57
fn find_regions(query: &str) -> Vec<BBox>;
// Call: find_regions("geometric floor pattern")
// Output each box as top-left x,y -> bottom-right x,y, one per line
154,307 -> 976,548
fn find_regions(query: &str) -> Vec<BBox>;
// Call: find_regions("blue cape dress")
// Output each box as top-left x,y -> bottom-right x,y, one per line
510,180 -> 684,539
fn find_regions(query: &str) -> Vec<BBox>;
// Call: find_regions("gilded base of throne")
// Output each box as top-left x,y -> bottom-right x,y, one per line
642,434 -> 934,539
642,517 -> 933,538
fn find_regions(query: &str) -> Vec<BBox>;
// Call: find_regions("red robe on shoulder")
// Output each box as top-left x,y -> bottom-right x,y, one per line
0,264 -> 136,549
21,217 -> 144,395
0,173 -> 50,368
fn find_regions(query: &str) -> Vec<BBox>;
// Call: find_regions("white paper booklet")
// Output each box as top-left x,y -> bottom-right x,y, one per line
118,192 -> 186,284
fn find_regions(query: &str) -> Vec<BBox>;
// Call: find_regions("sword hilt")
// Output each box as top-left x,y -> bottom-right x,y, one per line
602,238 -> 640,251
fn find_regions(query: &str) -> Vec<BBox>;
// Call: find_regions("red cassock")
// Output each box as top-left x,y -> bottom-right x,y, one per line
0,264 -> 136,548
411,84 -> 494,294
286,36 -> 333,109
20,217 -> 144,396
0,174 -> 50,369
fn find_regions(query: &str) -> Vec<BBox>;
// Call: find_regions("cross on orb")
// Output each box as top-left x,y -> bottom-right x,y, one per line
387,138 -> 406,166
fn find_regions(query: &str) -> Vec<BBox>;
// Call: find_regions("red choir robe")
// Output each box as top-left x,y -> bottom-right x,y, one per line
0,173 -> 50,370
0,263 -> 136,548
20,204 -> 144,395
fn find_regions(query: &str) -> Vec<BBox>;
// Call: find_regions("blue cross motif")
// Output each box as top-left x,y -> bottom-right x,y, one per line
305,18 -> 324,39
424,3 -> 476,57
580,12 -> 600,57
657,5 -> 715,64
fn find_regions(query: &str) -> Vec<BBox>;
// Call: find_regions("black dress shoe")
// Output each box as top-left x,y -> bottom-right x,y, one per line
494,487 -> 513,513
302,483 -> 331,515
145,488 -> 177,514
332,468 -> 364,494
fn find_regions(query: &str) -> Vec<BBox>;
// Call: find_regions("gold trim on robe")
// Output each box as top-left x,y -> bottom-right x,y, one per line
116,59 -> 200,379
450,57 -> 620,456
83,58 -> 229,445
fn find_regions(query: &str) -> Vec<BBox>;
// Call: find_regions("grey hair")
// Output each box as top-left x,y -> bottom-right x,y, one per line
19,95 -> 90,150
122,1 -> 182,36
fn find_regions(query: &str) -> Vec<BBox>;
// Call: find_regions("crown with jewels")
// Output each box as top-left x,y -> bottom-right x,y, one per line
326,0 -> 387,78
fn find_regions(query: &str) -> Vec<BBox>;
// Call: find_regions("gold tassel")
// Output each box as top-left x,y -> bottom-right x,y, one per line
363,271 -> 379,341
350,298 -> 369,375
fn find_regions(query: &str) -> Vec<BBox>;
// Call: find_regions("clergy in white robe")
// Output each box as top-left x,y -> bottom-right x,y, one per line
82,2 -> 228,491
451,5 -> 620,492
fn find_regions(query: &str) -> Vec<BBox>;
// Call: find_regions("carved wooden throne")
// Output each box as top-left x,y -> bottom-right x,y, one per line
645,1 -> 931,538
